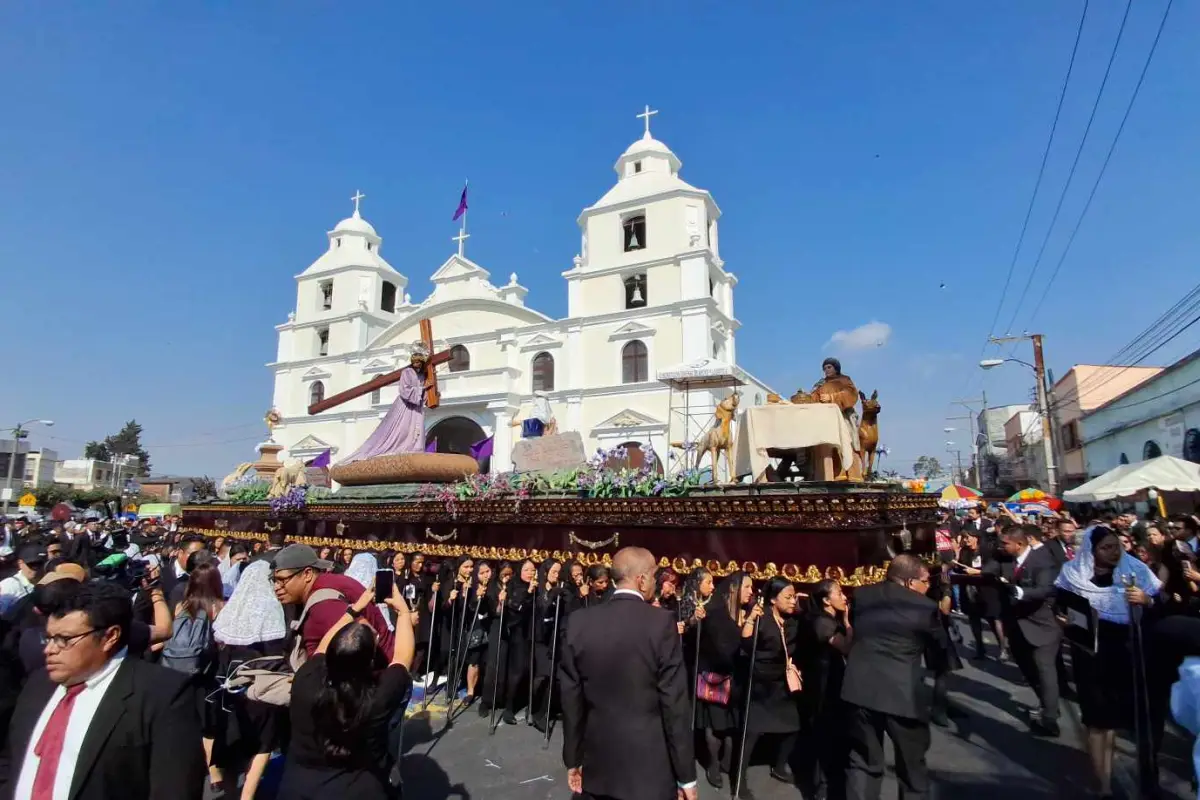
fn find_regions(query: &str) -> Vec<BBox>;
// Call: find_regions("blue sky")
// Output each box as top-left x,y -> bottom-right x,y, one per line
2,1 -> 1197,478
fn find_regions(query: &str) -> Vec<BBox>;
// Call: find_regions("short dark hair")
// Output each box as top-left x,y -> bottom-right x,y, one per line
886,554 -> 927,583
179,533 -> 206,547
229,542 -> 248,558
1000,527 -> 1030,544
33,578 -> 82,616
186,548 -> 215,573
268,532 -> 287,549
52,581 -> 133,649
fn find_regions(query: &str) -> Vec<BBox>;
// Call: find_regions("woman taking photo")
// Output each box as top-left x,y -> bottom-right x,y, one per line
1055,525 -> 1160,798
280,583 -> 415,800
695,571 -> 751,789
737,577 -> 802,800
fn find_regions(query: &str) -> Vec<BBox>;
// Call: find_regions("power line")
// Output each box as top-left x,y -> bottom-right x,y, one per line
1022,0 -> 1176,329
982,0 -> 1092,347
1001,0 -> 1134,337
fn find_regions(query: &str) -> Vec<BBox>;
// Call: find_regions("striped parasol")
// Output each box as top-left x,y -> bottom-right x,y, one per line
1007,488 -> 1062,511
940,484 -> 982,502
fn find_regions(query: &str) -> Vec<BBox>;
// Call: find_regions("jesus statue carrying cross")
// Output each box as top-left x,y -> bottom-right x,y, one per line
307,318 -> 454,465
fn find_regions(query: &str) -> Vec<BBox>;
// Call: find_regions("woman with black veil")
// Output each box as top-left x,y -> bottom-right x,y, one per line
501,559 -> 538,725
530,557 -> 565,731
694,570 -> 750,789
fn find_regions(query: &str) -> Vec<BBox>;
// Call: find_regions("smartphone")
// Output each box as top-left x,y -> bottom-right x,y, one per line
374,569 -> 395,604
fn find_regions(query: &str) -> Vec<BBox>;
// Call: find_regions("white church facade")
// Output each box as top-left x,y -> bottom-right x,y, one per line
268,110 -> 773,474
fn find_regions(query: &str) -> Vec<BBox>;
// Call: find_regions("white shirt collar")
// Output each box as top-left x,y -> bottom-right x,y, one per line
1016,546 -> 1033,566
612,588 -> 645,601
78,648 -> 127,689
174,560 -> 188,578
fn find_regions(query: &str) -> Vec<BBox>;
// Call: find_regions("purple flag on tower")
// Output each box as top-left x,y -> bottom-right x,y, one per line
452,185 -> 468,221
308,449 -> 331,469
469,436 -> 494,462
425,438 -> 438,454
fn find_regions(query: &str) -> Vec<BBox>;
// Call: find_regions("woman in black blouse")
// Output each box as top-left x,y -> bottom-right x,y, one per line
280,582 -> 415,800
800,579 -> 852,800
501,559 -> 538,725
695,571 -> 752,789
737,577 -> 803,800
530,558 -> 566,731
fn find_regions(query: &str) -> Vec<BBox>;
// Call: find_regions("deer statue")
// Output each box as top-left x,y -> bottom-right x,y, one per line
694,392 -> 741,484
858,390 -> 881,478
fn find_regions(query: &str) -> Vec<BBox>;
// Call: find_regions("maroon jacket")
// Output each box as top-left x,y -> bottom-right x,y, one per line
299,572 -> 395,659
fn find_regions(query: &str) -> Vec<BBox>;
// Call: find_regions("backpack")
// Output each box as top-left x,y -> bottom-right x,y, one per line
223,587 -> 344,707
161,610 -> 214,676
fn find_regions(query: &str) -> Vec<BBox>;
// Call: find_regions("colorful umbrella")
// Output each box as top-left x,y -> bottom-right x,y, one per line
940,484 -> 982,502
1007,488 -> 1063,511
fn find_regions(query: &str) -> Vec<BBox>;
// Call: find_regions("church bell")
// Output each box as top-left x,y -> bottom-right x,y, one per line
628,230 -> 640,249
630,282 -> 644,304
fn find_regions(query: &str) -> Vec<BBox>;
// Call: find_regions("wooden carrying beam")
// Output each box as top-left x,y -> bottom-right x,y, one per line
307,369 -> 405,415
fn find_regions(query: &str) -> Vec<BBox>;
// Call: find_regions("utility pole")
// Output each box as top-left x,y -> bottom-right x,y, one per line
989,335 -> 1058,496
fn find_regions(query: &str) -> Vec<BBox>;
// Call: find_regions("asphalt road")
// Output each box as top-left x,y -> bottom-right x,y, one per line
393,634 -> 1100,800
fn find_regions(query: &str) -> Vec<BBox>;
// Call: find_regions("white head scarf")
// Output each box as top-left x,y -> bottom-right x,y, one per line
213,561 -> 287,646
1055,525 -> 1162,624
346,552 -> 378,589
532,393 -> 554,424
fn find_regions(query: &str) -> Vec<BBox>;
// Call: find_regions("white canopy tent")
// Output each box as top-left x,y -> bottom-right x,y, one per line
1062,455 -> 1200,503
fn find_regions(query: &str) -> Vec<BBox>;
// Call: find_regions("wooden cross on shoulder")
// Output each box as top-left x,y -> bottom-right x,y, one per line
308,318 -> 454,415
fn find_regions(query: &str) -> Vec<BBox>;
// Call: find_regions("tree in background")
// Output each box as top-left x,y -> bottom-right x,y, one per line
83,441 -> 110,461
83,421 -> 152,476
192,476 -> 217,501
912,455 -> 943,480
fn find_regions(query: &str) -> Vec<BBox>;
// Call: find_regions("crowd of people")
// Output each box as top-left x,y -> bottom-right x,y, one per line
1,508 -> 1199,800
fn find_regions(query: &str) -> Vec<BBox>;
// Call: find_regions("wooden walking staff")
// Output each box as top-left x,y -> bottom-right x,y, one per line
308,318 -> 453,415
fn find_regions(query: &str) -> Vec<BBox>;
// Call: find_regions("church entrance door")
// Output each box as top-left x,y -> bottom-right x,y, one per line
427,416 -> 489,471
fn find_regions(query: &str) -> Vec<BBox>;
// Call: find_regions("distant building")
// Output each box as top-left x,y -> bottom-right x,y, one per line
1004,409 -> 1045,489
138,476 -> 199,503
976,404 -> 1030,491
21,449 -> 59,488
54,455 -> 141,492
0,439 -> 30,499
1081,348 -> 1200,476
1051,364 -> 1162,489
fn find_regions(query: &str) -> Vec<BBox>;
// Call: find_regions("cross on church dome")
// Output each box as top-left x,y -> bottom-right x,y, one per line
636,104 -> 658,139
334,190 -> 377,236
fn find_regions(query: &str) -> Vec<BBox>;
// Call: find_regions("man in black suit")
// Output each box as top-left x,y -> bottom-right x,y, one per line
5,581 -> 204,800
159,532 -> 206,608
559,546 -> 696,800
995,524 -> 1063,736
842,554 -> 947,800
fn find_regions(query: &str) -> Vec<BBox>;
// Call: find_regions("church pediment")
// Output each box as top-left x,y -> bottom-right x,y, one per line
301,366 -> 332,381
289,435 -> 336,454
364,298 -> 554,351
520,332 -> 563,351
361,358 -> 394,374
430,254 -> 491,284
593,408 -> 664,431
608,320 -> 657,341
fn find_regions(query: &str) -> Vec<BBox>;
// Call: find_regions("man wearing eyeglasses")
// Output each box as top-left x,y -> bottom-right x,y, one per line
271,544 -> 394,659
7,581 -> 204,800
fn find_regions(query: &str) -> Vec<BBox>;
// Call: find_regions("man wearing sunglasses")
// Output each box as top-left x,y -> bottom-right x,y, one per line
8,580 -> 204,800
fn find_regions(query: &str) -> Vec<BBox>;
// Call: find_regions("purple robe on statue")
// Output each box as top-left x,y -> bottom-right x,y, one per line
338,366 -> 426,465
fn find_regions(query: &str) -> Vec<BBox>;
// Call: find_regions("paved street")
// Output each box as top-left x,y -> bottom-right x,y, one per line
396,627 -> 1099,800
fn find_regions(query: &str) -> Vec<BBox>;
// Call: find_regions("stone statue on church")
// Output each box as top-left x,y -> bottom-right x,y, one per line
510,391 -> 558,438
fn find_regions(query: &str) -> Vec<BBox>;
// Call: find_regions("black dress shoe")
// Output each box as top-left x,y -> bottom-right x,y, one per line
532,715 -> 547,733
501,710 -> 518,726
1029,717 -> 1060,737
769,767 -> 794,784
705,763 -> 724,789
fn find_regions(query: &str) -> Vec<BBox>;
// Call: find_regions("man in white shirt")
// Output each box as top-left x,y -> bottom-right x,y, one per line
8,580 -> 204,800
0,545 -> 45,617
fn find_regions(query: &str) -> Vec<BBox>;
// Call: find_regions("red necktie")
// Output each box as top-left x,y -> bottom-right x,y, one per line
31,683 -> 87,800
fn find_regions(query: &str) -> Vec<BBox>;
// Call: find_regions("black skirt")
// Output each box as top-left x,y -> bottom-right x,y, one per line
1072,620 -> 1134,731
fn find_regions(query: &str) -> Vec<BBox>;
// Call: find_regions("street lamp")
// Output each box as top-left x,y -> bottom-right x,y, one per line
4,419 -> 55,513
978,342 -> 1058,495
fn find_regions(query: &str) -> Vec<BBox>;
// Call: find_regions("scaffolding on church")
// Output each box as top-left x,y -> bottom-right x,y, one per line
657,358 -> 746,483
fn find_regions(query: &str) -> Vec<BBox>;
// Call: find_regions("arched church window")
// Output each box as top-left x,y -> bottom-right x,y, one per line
370,388 -> 381,405
624,274 -> 647,309
319,281 -> 333,311
1119,452 -> 1130,465
622,340 -> 648,384
622,214 -> 646,252
531,352 -> 555,392
448,345 -> 470,373
1185,429 -> 1200,463
1143,440 -> 1162,459
310,381 -> 325,406
317,327 -> 329,357
381,281 -> 396,313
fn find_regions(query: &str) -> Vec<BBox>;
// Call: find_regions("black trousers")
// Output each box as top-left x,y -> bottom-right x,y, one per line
844,705 -> 930,800
1008,622 -> 1060,722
